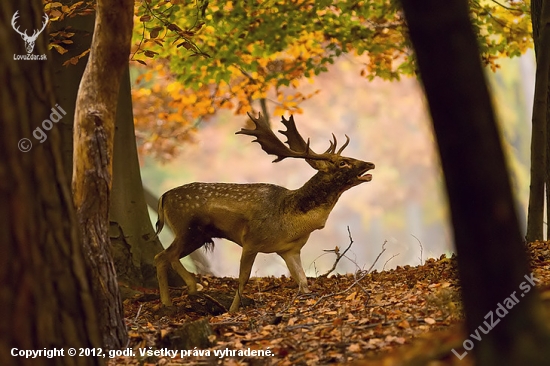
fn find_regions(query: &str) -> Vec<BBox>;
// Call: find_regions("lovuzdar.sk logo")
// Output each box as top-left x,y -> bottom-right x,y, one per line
12,10 -> 49,61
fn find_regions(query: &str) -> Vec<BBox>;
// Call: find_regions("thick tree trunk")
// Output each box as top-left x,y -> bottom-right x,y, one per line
400,0 -> 550,363
72,0 -> 133,349
539,0 -> 550,241
109,66 -> 208,291
110,67 -> 171,289
0,0 -> 102,364
526,0 -> 549,242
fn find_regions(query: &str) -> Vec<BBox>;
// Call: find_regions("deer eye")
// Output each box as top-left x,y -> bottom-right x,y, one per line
339,161 -> 347,167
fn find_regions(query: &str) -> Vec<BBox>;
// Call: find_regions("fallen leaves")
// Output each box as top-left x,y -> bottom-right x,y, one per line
112,241 -> 550,365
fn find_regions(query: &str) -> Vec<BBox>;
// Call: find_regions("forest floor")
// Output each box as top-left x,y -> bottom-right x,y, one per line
112,241 -> 550,366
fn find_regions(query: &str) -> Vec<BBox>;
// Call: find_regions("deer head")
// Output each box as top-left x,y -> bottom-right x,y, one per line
238,112 -> 374,188
153,113 -> 374,313
12,11 -> 49,54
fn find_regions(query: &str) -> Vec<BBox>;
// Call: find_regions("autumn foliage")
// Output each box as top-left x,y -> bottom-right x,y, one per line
45,0 -> 532,159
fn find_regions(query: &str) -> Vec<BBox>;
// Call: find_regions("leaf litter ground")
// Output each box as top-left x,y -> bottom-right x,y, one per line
112,240 -> 550,365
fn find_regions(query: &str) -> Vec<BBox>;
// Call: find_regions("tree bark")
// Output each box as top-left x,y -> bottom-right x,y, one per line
50,1 -> 95,184
72,0 -> 133,349
526,0 -> 549,242
0,0 -> 102,364
400,0 -> 550,363
110,67 -> 171,289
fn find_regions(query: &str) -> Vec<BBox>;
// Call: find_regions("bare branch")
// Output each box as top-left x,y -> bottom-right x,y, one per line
320,226 -> 355,278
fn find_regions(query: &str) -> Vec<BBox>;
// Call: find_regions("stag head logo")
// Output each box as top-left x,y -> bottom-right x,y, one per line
12,11 -> 49,54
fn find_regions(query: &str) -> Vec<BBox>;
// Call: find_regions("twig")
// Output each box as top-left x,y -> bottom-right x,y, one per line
383,253 -> 399,271
200,293 -> 228,312
490,0 -> 523,11
312,240 -> 388,308
279,291 -> 308,313
320,226 -> 355,277
311,274 -> 367,308
133,304 -> 143,323
411,234 -> 423,264
364,240 -> 387,274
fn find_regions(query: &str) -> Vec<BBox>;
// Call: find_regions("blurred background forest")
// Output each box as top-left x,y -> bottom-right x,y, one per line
133,51 -> 535,279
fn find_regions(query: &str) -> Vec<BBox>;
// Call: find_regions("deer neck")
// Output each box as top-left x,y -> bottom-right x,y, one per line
287,171 -> 344,214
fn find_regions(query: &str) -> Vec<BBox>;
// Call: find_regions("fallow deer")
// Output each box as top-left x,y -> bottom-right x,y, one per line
153,112 -> 375,313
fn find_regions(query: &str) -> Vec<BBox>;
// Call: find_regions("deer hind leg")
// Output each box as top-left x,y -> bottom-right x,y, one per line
154,236 -> 198,307
170,259 -> 197,294
153,250 -> 173,306
279,251 -> 310,293
229,249 -> 258,313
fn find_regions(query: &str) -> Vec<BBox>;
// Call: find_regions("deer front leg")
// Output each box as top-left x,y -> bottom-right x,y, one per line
279,251 -> 310,293
229,249 -> 258,313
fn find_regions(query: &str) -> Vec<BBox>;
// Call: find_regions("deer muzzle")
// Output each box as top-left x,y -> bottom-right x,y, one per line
358,163 -> 375,182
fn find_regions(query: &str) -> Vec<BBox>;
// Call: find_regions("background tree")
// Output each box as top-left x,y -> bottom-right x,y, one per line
48,0 -> 95,183
0,0 -> 102,364
72,0 -> 133,349
401,0 -> 550,363
526,0 -> 550,242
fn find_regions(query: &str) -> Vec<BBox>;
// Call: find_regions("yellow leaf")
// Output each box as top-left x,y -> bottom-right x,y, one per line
166,82 -> 180,94
44,2 -> 63,10
50,44 -> 68,55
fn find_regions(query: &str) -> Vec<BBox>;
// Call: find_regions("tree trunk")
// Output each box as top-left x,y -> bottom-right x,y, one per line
50,1 -> 95,184
110,67 -> 172,289
0,0 -> 102,364
526,0 -> 549,242
72,0 -> 133,349
400,0 -> 550,363
540,0 -> 550,241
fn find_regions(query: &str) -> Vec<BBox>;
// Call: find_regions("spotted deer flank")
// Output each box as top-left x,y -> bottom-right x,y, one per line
153,112 -> 375,313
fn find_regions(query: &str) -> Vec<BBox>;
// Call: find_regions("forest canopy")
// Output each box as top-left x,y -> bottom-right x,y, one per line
121,0 -> 532,158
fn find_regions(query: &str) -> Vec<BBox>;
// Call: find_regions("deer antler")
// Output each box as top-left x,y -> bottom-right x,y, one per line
237,113 -> 352,163
281,115 -> 351,157
11,11 -> 49,55
11,11 -> 27,38
11,11 -> 48,38
238,112 -> 323,162
34,13 -> 49,40
279,115 -> 309,153
336,134 -> 350,155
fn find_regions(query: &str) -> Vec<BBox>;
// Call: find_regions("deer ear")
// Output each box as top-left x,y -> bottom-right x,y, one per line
306,158 -> 330,172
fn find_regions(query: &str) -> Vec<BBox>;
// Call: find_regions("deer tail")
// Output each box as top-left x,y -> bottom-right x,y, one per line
153,194 -> 165,240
